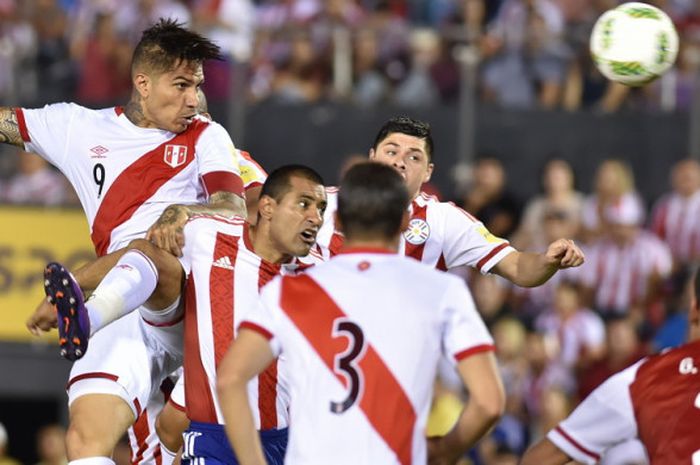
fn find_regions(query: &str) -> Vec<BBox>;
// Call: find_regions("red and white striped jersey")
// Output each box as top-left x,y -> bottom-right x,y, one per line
579,231 -> 672,313
179,215 -> 321,428
16,103 -> 245,256
548,339 -> 700,465
242,249 -> 495,465
316,189 -> 515,273
650,191 -> 700,265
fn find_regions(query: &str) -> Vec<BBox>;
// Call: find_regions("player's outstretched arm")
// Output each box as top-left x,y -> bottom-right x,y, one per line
492,239 -> 584,287
0,107 -> 24,147
147,190 -> 247,257
428,351 -> 505,464
519,438 -> 574,465
217,329 -> 275,465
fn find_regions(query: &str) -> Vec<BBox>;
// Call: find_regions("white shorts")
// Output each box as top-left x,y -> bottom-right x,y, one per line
67,309 -> 184,418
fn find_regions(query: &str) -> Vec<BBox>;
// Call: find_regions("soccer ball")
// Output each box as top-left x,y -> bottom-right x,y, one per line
590,2 -> 679,87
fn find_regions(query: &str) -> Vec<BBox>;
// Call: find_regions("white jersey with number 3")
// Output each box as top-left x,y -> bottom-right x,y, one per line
242,249 -> 495,465
16,103 -> 244,255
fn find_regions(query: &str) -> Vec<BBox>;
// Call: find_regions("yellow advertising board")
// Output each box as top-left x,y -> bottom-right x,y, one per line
0,206 -> 95,342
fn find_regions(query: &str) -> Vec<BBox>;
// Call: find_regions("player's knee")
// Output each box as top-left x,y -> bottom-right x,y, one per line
127,238 -> 157,256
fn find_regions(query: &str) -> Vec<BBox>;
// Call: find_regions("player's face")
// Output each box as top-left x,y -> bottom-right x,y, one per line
269,176 -> 327,258
369,132 -> 434,199
143,60 -> 203,133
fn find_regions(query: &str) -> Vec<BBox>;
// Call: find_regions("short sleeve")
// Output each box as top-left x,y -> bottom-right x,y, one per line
441,277 -> 495,363
440,202 -> 515,273
239,278 -> 283,356
18,103 -> 77,166
195,121 -> 243,195
547,361 -> 643,464
237,150 -> 267,190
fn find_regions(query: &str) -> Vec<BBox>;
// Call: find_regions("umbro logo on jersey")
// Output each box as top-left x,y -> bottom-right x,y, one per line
213,256 -> 235,270
164,144 -> 188,168
90,145 -> 109,158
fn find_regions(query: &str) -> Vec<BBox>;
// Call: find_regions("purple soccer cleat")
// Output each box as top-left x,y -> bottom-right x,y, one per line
44,262 -> 90,361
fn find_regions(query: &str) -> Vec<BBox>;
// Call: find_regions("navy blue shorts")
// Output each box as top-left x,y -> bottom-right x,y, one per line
181,421 -> 288,465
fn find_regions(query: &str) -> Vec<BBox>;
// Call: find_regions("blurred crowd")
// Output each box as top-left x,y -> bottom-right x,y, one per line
1,0 -> 700,111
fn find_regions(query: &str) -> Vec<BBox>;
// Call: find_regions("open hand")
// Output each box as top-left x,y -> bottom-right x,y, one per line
146,204 -> 190,256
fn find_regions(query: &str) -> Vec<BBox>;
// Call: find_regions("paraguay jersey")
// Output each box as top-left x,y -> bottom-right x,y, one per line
15,103 -> 244,256
650,190 -> 700,265
315,188 -> 515,273
548,339 -> 700,465
242,249 -> 495,465
579,231 -> 672,313
179,215 -> 321,428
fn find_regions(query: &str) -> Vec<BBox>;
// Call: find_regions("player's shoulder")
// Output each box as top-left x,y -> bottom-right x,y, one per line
642,339 -> 700,374
416,193 -> 479,221
184,213 -> 246,234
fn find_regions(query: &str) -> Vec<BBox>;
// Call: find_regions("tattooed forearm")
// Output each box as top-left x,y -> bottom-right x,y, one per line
156,205 -> 187,226
124,94 -> 147,128
182,191 -> 247,219
0,107 -> 24,147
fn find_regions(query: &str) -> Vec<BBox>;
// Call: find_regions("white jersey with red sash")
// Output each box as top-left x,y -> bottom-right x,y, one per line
548,339 -> 700,465
316,189 -> 514,273
16,103 -> 244,255
242,249 -> 495,465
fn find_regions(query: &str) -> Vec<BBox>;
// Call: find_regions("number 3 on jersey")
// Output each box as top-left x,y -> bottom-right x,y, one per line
93,163 -> 106,197
330,319 -> 367,414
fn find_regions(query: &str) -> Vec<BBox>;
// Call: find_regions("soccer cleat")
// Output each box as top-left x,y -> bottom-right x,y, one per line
44,262 -> 89,361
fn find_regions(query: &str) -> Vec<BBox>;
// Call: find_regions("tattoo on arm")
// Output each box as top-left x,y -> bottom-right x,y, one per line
0,107 -> 24,147
156,205 -> 186,226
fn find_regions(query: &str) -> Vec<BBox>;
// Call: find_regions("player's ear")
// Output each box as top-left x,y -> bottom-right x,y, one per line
368,148 -> 377,160
258,195 -> 275,221
133,72 -> 150,99
423,162 -> 434,183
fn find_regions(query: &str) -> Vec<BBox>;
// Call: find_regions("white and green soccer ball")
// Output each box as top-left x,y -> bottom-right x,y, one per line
590,2 -> 679,87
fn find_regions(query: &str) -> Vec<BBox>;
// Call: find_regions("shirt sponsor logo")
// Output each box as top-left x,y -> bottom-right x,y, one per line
164,145 -> 188,168
212,256 -> 235,270
404,218 -> 430,245
90,145 -> 109,158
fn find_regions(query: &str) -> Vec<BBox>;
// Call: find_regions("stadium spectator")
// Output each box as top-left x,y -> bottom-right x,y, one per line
534,280 -> 606,373
577,315 -> 648,400
649,158 -> 700,270
459,157 -> 522,239
580,159 -> 644,243
480,0 -> 570,108
580,195 -> 673,323
0,150 -> 70,206
350,27 -> 390,106
33,424 -> 67,465
513,158 -> 583,251
393,28 -> 442,106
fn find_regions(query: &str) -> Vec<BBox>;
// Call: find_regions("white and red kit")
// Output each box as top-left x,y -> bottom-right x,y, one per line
241,248 -> 495,465
16,102 -> 254,464
579,231 -> 672,314
548,339 -> 700,465
649,190 -> 700,266
315,189 -> 515,273
178,215 -> 322,427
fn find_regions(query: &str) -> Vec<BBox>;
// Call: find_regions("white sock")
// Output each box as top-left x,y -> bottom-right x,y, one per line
160,443 -> 178,465
69,458 -> 115,465
87,250 -> 158,336
138,296 -> 182,326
